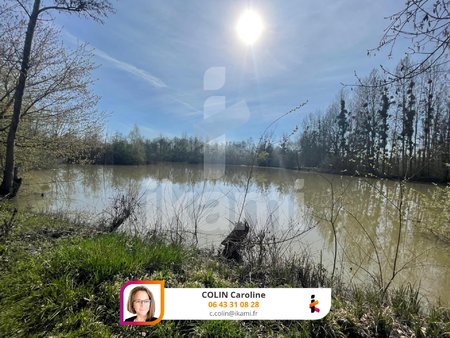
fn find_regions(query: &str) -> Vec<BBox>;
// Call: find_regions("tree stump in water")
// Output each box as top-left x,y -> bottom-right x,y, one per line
221,220 -> 249,262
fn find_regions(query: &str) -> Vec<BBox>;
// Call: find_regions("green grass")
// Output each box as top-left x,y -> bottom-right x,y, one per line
0,207 -> 449,337
194,321 -> 245,338
0,233 -> 184,337
391,284 -> 421,324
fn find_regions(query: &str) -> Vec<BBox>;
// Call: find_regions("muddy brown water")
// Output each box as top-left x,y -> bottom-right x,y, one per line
15,163 -> 450,306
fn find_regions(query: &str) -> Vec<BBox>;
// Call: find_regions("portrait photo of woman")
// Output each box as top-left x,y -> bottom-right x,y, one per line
124,286 -> 157,322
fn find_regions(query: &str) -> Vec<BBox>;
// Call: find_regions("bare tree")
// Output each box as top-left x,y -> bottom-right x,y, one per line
372,0 -> 449,80
311,175 -> 350,281
0,0 -> 114,198
0,17 -> 104,170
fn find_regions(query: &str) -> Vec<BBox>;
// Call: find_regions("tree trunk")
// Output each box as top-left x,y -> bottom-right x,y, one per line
0,0 -> 41,197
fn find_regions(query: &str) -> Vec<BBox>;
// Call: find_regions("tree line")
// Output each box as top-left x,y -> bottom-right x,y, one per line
298,59 -> 449,182
90,126 -> 298,169
90,58 -> 448,183
1,0 -> 449,201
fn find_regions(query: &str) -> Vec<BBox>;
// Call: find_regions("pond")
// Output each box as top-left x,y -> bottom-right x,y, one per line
15,163 -> 450,306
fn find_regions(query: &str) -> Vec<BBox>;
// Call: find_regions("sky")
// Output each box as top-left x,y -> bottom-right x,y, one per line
51,0 -> 408,142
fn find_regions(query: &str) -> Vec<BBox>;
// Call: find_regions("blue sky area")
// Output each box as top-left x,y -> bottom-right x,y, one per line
52,0 -> 407,141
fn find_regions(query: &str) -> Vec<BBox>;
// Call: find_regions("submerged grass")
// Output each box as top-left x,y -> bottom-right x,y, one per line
0,206 -> 449,337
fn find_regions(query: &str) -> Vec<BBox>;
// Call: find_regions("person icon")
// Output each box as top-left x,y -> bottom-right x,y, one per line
124,286 -> 157,322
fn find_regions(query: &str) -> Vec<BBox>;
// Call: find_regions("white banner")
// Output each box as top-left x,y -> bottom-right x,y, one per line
120,281 -> 331,324
163,288 -> 331,320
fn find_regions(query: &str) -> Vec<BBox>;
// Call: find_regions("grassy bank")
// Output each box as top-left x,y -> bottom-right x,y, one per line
0,206 -> 449,337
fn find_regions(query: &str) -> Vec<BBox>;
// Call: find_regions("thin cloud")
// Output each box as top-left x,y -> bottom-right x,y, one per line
62,30 -> 167,88
94,49 -> 167,88
169,95 -> 202,117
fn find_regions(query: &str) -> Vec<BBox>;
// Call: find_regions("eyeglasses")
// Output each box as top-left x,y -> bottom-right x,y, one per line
133,299 -> 151,305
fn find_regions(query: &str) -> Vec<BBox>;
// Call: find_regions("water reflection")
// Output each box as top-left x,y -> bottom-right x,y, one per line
16,163 -> 450,305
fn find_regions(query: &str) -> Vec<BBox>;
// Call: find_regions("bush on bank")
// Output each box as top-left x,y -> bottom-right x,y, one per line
0,208 -> 449,337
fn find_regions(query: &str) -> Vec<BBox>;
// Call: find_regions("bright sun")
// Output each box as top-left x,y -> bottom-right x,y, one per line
236,9 -> 263,45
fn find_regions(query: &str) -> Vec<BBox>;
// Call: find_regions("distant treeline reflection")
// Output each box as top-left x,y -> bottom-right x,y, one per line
82,59 -> 450,183
90,124 -> 448,183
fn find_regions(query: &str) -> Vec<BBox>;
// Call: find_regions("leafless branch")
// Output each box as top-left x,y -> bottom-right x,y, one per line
15,0 -> 31,17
